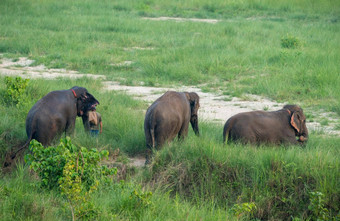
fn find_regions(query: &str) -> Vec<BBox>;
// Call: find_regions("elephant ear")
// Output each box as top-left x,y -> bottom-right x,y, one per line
186,92 -> 199,115
290,112 -> 301,133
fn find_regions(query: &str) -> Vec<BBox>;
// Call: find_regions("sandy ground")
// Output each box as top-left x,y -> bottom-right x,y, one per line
0,57 -> 105,80
142,17 -> 220,24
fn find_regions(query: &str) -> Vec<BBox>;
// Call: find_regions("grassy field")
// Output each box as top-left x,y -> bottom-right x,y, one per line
1,0 -> 340,220
1,0 -> 340,113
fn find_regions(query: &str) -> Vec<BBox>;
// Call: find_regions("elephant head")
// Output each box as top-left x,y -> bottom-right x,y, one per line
284,105 -> 308,142
71,86 -> 99,117
186,92 -> 200,136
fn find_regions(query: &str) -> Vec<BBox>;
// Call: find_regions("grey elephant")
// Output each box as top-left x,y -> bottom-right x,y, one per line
144,91 -> 200,162
223,105 -> 308,145
12,86 -> 99,157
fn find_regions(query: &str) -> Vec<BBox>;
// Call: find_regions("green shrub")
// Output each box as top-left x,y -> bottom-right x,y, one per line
232,201 -> 257,219
281,34 -> 301,49
25,137 -> 117,220
4,76 -> 29,106
308,191 -> 331,221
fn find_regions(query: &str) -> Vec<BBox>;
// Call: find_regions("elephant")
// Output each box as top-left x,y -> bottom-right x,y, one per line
144,91 -> 200,162
223,105 -> 308,146
12,86 -> 99,157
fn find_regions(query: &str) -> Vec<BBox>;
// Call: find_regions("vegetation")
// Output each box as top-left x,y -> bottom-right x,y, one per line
0,0 -> 339,113
0,0 -> 339,220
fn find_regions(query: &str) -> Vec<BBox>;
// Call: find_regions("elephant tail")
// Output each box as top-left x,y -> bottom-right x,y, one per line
144,113 -> 156,149
150,128 -> 155,149
10,132 -> 33,160
144,117 -> 156,165
223,118 -> 233,144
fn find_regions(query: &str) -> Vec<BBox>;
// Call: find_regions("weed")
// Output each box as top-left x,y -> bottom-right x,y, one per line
25,137 -> 117,220
281,34 -> 301,49
232,201 -> 257,219
308,191 -> 331,221
3,76 -> 29,106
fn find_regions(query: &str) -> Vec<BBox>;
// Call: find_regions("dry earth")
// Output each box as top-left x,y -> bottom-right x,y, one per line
142,17 -> 220,24
1,56 -> 339,167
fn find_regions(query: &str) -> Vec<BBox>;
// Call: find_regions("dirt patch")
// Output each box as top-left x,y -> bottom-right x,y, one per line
0,57 -> 105,80
142,17 -> 220,24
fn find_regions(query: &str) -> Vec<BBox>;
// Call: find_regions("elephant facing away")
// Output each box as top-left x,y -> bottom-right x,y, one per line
223,105 -> 308,146
13,87 -> 99,158
144,91 -> 200,162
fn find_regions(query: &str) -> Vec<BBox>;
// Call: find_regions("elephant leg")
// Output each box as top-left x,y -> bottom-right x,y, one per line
178,124 -> 189,140
145,148 -> 153,165
65,117 -> 76,136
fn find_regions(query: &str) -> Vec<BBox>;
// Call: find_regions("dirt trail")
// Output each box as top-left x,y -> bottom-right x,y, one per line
1,56 -> 339,136
142,17 -> 220,24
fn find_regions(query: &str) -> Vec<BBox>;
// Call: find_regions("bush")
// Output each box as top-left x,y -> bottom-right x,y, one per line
281,34 -> 301,49
25,137 -> 117,220
4,76 -> 29,106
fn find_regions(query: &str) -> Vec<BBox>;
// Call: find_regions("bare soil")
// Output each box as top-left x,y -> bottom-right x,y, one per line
142,17 -> 220,24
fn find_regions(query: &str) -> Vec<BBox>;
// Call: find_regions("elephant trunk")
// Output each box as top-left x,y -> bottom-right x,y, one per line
190,116 -> 200,136
298,128 -> 308,143
82,114 -> 90,132
299,136 -> 308,142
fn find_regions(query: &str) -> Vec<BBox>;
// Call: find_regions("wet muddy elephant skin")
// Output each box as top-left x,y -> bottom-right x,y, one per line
223,105 -> 308,146
25,86 -> 99,147
144,91 -> 200,152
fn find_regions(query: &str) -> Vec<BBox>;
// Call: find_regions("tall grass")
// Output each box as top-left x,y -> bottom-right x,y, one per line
144,132 -> 340,219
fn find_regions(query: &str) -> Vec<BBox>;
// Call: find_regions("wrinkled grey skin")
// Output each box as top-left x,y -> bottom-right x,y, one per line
223,105 -> 308,146
12,86 -> 99,158
144,91 -> 200,163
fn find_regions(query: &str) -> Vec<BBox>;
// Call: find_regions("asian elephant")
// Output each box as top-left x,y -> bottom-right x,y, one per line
12,86 -> 99,157
144,91 -> 200,162
223,105 -> 308,146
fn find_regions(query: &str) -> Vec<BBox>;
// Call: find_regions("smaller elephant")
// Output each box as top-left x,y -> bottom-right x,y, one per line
223,105 -> 308,145
144,91 -> 200,162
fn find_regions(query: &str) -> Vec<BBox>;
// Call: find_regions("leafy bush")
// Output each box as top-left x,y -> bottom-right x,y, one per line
232,201 -> 257,219
308,191 -> 331,221
4,76 -> 29,106
25,137 -> 117,220
281,34 -> 301,49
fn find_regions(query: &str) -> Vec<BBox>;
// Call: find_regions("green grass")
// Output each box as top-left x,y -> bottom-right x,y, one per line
143,127 -> 340,220
1,0 -> 340,113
